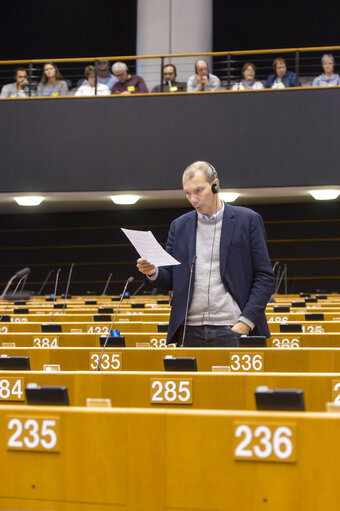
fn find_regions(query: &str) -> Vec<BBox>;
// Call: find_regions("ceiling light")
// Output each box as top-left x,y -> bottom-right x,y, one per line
14,196 -> 45,206
219,192 -> 240,203
309,190 -> 339,201
110,195 -> 140,205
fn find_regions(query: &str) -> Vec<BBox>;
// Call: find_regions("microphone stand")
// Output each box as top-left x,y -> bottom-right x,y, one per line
0,274 -> 28,322
95,276 -> 134,371
62,263 -> 74,314
180,256 -> 197,347
100,273 -> 112,303
37,270 -> 54,296
0,268 -> 30,301
50,269 -> 61,322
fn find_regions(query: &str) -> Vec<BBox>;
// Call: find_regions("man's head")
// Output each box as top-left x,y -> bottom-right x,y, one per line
112,61 -> 129,83
195,59 -> 209,77
321,53 -> 334,75
273,58 -> 287,79
182,161 -> 220,218
163,64 -> 176,83
15,67 -> 27,86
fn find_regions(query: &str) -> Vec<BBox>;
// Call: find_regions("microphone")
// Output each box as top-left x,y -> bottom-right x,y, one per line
0,267 -> 31,300
0,273 -> 29,322
62,263 -> 75,314
180,256 -> 197,347
37,270 -> 54,296
95,276 -> 134,371
50,269 -> 61,322
100,272 -> 113,302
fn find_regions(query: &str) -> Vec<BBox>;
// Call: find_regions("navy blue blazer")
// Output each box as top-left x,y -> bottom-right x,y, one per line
153,203 -> 275,343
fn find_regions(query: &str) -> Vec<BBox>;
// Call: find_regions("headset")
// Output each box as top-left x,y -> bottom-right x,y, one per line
205,162 -> 221,194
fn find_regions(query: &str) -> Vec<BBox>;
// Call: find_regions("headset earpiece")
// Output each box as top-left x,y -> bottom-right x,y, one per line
211,183 -> 220,194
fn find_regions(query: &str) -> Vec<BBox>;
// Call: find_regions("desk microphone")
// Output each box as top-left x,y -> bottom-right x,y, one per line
62,263 -> 74,314
0,267 -> 31,301
37,270 -> 54,296
0,273 -> 29,322
100,272 -> 113,303
180,255 -> 197,347
95,276 -> 134,371
50,269 -> 61,322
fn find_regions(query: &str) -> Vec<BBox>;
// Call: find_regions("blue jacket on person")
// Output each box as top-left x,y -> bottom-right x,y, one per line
151,203 -> 275,343
265,71 -> 301,88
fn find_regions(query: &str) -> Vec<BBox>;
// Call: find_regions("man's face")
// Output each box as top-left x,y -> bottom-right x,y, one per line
113,67 -> 128,83
16,70 -> 27,86
183,171 -> 218,218
163,66 -> 176,82
97,60 -> 109,71
276,62 -> 286,79
323,58 -> 334,75
196,60 -> 208,77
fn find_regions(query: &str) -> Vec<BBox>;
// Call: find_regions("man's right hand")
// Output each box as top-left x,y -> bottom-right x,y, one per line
136,258 -> 156,276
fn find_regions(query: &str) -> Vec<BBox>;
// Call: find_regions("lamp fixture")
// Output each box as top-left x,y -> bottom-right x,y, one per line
309,190 -> 339,201
14,196 -> 45,206
110,195 -> 140,205
219,192 -> 240,203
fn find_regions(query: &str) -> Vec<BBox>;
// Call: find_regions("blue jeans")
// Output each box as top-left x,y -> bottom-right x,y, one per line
181,325 -> 241,347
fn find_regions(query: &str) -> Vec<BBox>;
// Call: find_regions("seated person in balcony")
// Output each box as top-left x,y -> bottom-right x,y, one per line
111,62 -> 148,94
93,59 -> 117,90
187,59 -> 221,92
37,62 -> 69,96
232,63 -> 264,91
265,58 -> 301,89
152,64 -> 186,92
1,67 -> 32,98
75,66 -> 110,96
312,54 -> 340,87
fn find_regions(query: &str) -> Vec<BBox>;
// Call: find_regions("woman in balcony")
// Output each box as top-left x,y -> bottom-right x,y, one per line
37,62 -> 69,97
232,63 -> 264,91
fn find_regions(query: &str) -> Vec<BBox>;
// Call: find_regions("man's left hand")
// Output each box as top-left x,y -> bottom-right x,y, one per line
231,321 -> 250,335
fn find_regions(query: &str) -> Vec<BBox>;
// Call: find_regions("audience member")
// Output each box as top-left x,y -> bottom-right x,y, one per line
111,62 -> 148,94
87,60 -> 117,90
75,66 -> 110,96
265,58 -> 301,89
232,63 -> 264,91
152,64 -> 186,92
187,59 -> 221,92
37,63 -> 69,96
312,54 -> 340,87
1,68 -> 31,98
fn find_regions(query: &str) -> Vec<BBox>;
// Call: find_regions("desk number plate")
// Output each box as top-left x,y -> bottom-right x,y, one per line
233,422 -> 297,463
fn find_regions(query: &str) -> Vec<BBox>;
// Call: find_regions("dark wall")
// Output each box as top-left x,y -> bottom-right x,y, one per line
213,0 -> 340,51
0,203 -> 339,295
0,0 -> 137,59
1,88 -> 339,193
0,0 -> 338,60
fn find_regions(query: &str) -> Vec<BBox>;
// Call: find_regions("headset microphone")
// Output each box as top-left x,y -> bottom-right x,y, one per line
211,183 -> 220,194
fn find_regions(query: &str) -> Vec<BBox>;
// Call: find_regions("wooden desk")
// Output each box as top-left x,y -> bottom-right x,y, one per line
0,405 -> 339,510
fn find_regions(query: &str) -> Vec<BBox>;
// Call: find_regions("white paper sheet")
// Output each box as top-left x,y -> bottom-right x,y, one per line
121,228 -> 180,267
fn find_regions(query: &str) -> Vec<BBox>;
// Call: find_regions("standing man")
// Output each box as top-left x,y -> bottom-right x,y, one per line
187,59 -> 221,92
152,64 -> 187,92
137,161 -> 275,347
111,61 -> 148,94
1,68 -> 31,98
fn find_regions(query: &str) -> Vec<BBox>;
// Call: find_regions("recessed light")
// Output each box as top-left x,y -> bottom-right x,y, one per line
309,190 -> 339,201
14,196 -> 45,206
110,195 -> 140,205
219,192 -> 240,203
